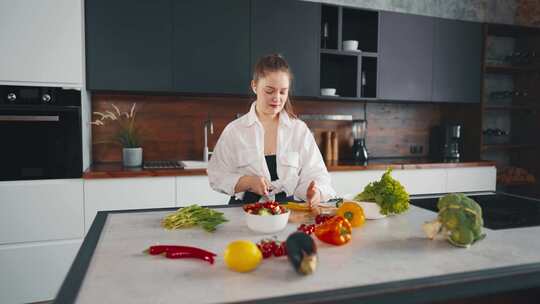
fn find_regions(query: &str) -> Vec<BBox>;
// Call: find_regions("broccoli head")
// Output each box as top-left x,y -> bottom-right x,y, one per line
422,193 -> 486,248
354,168 -> 410,215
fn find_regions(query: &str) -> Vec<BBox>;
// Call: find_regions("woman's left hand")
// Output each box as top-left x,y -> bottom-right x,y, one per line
306,181 -> 321,214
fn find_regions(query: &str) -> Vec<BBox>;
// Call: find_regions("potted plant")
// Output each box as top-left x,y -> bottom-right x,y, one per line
92,103 -> 143,167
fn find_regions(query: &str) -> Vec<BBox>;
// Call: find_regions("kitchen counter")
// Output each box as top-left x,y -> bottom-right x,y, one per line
83,159 -> 496,179
326,158 -> 496,171
56,204 -> 540,304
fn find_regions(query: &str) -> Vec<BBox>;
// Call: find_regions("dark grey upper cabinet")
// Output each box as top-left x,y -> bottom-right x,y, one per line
251,0 -> 320,97
173,0 -> 250,95
85,0 -> 173,91
432,19 -> 482,103
378,12 -> 434,101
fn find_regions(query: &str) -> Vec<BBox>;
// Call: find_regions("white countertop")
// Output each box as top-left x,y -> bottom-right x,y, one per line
72,206 -> 540,304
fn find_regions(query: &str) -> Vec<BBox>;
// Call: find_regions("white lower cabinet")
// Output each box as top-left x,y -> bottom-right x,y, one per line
0,179 -> 84,244
446,167 -> 496,193
0,240 -> 82,304
392,168 -> 447,195
0,179 -> 84,304
176,176 -> 230,206
330,170 -> 386,197
84,177 -> 176,232
330,166 -> 496,197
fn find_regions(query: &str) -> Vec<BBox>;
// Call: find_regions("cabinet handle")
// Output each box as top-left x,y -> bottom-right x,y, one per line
0,115 -> 60,122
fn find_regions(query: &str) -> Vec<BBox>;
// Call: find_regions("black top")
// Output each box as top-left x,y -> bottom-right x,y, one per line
266,155 -> 279,181
229,155 -> 288,204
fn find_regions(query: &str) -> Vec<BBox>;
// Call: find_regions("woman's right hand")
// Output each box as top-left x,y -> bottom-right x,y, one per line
235,175 -> 272,196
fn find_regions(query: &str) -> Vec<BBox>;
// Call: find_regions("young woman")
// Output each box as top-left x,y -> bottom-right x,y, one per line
207,54 -> 336,207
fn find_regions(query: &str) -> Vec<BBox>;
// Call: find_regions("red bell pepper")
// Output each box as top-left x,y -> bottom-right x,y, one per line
314,216 -> 352,246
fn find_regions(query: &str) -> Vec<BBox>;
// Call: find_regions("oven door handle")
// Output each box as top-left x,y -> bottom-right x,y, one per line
0,115 -> 60,122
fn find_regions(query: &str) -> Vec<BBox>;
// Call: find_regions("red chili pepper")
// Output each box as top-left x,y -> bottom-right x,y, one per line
165,250 -> 215,264
146,245 -> 217,257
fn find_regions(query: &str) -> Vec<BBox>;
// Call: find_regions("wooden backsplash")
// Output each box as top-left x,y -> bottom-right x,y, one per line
91,93 -> 476,163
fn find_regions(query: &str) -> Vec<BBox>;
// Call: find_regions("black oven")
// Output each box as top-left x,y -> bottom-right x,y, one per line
0,86 -> 82,181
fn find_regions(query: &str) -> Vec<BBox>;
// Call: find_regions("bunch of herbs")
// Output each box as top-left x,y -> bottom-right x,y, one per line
161,205 -> 228,232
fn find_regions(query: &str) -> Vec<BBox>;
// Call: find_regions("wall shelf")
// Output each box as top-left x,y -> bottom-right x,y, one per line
481,144 -> 539,151
485,65 -> 540,73
320,5 -> 378,99
480,23 -> 540,193
483,105 -> 540,111
320,48 -> 378,57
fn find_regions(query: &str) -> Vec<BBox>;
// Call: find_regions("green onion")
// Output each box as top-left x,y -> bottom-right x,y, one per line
161,205 -> 228,232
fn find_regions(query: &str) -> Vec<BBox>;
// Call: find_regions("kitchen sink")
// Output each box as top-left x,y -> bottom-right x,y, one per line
142,160 -> 209,169
181,160 -> 209,169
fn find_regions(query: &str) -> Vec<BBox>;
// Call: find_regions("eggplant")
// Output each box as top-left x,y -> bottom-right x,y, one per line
286,232 -> 318,275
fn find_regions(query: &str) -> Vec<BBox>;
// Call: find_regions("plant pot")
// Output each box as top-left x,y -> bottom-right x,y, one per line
122,147 -> 142,167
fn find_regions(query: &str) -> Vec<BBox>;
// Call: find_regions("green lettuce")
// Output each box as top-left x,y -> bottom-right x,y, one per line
354,168 -> 410,215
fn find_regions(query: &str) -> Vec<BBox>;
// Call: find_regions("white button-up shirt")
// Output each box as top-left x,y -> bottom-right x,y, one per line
207,102 -> 336,203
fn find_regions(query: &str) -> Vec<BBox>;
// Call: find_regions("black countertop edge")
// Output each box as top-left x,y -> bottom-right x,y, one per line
54,211 -> 107,304
54,205 -> 540,304
229,262 -> 540,304
54,205 -> 236,304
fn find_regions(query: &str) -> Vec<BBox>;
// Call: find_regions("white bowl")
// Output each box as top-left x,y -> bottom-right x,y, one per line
245,211 -> 290,234
343,40 -> 359,51
321,88 -> 337,96
342,194 -> 386,219
357,201 -> 386,219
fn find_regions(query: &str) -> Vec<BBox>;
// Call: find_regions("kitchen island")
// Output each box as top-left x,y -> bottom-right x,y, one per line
55,205 -> 540,304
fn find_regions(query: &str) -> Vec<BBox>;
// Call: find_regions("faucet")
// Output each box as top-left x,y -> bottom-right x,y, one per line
203,119 -> 214,162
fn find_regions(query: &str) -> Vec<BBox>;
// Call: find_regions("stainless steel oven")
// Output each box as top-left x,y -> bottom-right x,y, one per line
0,86 -> 82,181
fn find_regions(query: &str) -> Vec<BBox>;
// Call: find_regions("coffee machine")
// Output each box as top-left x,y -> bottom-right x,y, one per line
352,119 -> 368,164
429,124 -> 462,161
444,124 -> 461,160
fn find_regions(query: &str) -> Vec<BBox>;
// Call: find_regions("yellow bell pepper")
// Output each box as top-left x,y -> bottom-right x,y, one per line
336,202 -> 365,227
285,202 -> 311,212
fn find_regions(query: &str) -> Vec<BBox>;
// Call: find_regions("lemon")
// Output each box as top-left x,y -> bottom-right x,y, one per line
224,240 -> 262,272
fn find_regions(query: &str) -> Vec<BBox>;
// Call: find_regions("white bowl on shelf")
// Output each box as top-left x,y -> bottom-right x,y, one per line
321,88 -> 337,96
343,40 -> 359,51
245,211 -> 290,234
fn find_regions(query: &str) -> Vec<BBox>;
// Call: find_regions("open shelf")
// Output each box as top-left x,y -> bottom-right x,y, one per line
361,57 -> 377,98
497,182 -> 540,198
499,181 -> 537,186
487,23 -> 540,37
320,53 -> 358,98
320,5 -> 379,100
480,23 -> 540,191
482,144 -> 539,151
321,49 -> 378,57
485,65 -> 540,73
484,105 -> 540,111
342,7 -> 378,53
321,5 -> 339,50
